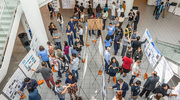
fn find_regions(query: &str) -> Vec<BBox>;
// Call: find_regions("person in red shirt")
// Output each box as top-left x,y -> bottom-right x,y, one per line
122,53 -> 133,77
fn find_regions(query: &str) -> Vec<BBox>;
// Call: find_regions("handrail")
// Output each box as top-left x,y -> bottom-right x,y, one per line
0,1 -> 5,19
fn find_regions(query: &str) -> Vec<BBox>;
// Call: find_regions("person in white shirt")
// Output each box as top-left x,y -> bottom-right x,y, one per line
70,53 -> 79,79
104,47 -> 111,73
129,60 -> 141,86
119,12 -> 125,28
117,5 -> 124,17
111,2 -> 116,21
57,13 -> 64,33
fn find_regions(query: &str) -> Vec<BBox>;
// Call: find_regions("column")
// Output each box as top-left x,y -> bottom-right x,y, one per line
125,0 -> 134,18
20,0 -> 48,48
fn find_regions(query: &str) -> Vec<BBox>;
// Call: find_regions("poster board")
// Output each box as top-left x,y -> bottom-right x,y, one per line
82,54 -> 88,79
3,68 -> 26,100
19,50 -> 40,78
93,0 -> 106,8
142,28 -> 152,51
99,37 -> 103,56
169,82 -> 180,100
87,19 -> 103,30
0,94 -> 8,100
155,56 -> 174,83
145,41 -> 161,68
108,0 -> 121,8
101,66 -> 106,100
62,0 -> 75,9
78,0 -> 90,8
51,0 -> 60,12
30,35 -> 39,56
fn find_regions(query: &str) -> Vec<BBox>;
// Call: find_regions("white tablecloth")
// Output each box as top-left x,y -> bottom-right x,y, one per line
174,7 -> 180,16
168,6 -> 176,13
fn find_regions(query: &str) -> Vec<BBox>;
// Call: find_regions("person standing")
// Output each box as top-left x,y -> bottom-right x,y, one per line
133,47 -> 143,62
17,77 -> 38,93
129,60 -> 141,86
131,80 -> 141,100
68,17 -> 77,39
104,47 -> 111,73
113,33 -> 121,55
107,23 -> 115,40
77,25 -> 84,45
74,37 -> 83,54
63,41 -> 71,63
96,4 -> 102,18
119,12 -> 125,28
155,2 -> 164,20
108,57 -> 119,83
104,3 -> 108,12
31,62 -> 55,89
117,5 -> 124,17
111,2 -> 116,20
122,1 -> 126,13
131,30 -> 137,46
57,13 -> 64,33
128,9 -> 135,27
122,53 -> 133,77
39,46 -> 51,68
104,35 -> 112,49
48,3 -> 54,20
88,14 -> 95,36
79,3 -> 85,23
55,80 -> 70,100
60,56 -> 69,77
125,24 -> 132,38
72,12 -> 79,28
70,53 -> 79,79
102,10 -> 108,30
162,0 -> 170,18
87,5 -> 93,17
50,54 -> 62,78
113,16 -> 120,32
48,22 -> 56,36
53,29 -> 62,51
134,11 -> 140,30
47,41 -> 55,55
139,71 -> 159,98
121,34 -> 130,58
66,25 -> 73,47
153,0 -> 162,16
28,86 -> 41,100
109,79 -> 129,98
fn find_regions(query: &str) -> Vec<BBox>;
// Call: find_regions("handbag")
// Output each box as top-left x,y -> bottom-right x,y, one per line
109,67 -> 118,74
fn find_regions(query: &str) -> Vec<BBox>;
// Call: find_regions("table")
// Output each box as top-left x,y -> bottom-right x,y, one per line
174,7 -> 180,16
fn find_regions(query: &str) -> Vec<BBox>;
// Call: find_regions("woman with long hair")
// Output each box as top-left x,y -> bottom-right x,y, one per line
60,56 -> 69,77
108,57 -> 119,83
57,13 -> 64,33
63,41 -> 71,63
48,22 -> 56,36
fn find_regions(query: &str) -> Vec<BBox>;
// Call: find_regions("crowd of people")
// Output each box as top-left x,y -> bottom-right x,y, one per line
19,1 -> 178,100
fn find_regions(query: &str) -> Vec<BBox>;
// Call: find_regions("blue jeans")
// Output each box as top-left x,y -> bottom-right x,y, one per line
56,42 -> 62,51
65,54 -> 71,63
58,69 -> 62,78
50,11 -> 53,18
68,35 -> 73,46
111,16 -> 115,20
72,70 -> 79,79
129,75 -> 136,86
73,28 -> 76,39
89,30 -> 94,36
59,23 -> 63,32
96,13 -> 102,18
57,95 -> 65,100
114,45 -> 119,55
156,12 -> 161,19
104,59 -> 109,73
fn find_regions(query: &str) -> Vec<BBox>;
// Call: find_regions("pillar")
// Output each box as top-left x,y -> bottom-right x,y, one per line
125,0 -> 134,18
20,0 -> 48,48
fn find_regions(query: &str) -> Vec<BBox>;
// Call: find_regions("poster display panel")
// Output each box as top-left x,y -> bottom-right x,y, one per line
78,0 -> 90,8
3,68 -> 26,100
62,0 -> 75,9
93,0 -> 106,8
145,41 -> 161,68
19,50 -> 40,78
51,0 -> 60,11
142,28 -> 152,51
30,35 -> 39,56
155,56 -> 174,83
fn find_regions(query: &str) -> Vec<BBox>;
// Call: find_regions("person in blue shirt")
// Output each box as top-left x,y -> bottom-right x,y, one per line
17,77 -> 38,93
131,80 -> 141,100
104,3 -> 108,12
68,17 -> 77,39
66,25 -> 73,46
71,45 -> 79,56
162,0 -> 170,18
113,32 -> 121,55
107,23 -> 115,40
131,30 -> 137,46
39,46 -> 50,68
155,2 -> 164,20
104,35 -> 112,49
153,0 -> 161,16
109,79 -> 129,98
28,86 -> 41,100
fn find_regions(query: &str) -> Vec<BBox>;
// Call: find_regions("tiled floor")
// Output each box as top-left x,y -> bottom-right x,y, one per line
0,0 -> 180,100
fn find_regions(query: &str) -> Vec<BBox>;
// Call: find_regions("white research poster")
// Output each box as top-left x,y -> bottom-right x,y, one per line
30,35 -> 39,56
108,0 -> 121,8
3,68 -> 26,100
78,0 -> 90,8
169,82 -> 180,100
93,0 -> 106,8
101,66 -> 106,100
99,37 -> 103,56
19,50 -> 40,78
145,41 -> 161,68
62,0 -> 75,9
155,56 -> 174,83
142,28 -> 152,51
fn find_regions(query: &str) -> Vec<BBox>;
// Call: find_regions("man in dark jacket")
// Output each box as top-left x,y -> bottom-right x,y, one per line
158,83 -> 177,97
109,79 -> 129,98
139,71 -> 159,98
132,36 -> 147,56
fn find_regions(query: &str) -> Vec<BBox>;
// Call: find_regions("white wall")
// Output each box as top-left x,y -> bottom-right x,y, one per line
148,0 -> 180,6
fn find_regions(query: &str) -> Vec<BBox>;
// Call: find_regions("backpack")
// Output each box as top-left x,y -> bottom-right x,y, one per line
152,85 -> 161,94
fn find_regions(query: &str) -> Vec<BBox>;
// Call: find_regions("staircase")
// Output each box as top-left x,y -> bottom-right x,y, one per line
0,4 -> 16,63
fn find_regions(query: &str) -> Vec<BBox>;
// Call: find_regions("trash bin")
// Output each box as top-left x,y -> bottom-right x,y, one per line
18,33 -> 30,52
